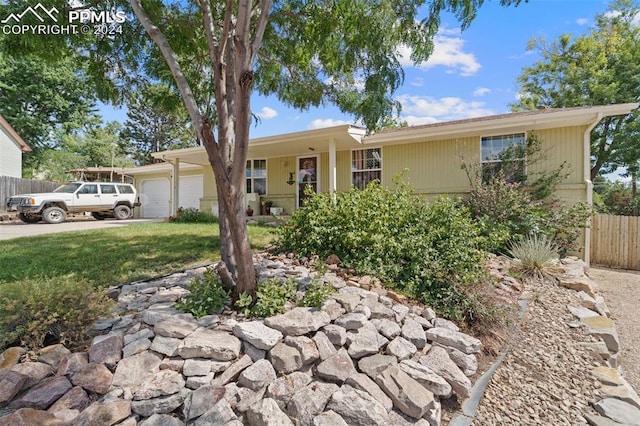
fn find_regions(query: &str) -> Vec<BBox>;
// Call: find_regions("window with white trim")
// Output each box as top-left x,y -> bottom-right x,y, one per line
481,133 -> 526,183
246,159 -> 266,195
352,148 -> 381,190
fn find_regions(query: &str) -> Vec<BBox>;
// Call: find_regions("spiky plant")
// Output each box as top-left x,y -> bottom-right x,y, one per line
508,234 -> 560,278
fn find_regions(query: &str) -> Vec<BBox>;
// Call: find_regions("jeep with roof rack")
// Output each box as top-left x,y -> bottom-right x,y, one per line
6,182 -> 141,224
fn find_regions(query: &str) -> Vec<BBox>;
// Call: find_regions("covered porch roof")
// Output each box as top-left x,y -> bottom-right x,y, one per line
152,124 -> 367,165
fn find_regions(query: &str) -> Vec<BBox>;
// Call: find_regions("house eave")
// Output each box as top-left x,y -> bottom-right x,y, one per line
0,114 -> 31,152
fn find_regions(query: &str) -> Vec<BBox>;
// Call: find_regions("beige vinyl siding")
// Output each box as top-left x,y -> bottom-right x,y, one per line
530,126 -> 586,186
265,156 -> 296,214
382,137 -> 477,195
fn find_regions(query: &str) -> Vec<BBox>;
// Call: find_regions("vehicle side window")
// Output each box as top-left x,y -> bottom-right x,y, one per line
117,185 -> 134,194
100,184 -> 117,194
79,184 -> 98,194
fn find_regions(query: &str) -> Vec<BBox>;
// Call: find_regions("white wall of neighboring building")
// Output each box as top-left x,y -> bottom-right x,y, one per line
0,126 -> 23,178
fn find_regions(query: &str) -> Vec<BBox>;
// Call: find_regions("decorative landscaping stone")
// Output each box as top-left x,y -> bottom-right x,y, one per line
418,346 -> 471,399
9,376 -> 72,410
287,381 -> 339,425
326,385 -> 389,425
149,336 -> 182,357
582,316 -> 620,353
424,327 -> 482,354
269,342 -> 302,374
212,354 -> 253,386
131,390 -> 190,417
9,362 -> 54,389
233,321 -> 283,350
266,372 -> 312,409
371,318 -> 402,339
89,335 -> 123,368
237,359 -> 277,391
194,399 -> 237,426
178,328 -> 242,361
154,317 -> 198,338
344,373 -> 393,411
376,365 -> 436,420
399,359 -> 452,397
346,322 -> 389,359
48,385 -> 89,413
37,344 -> 71,370
386,336 -> 417,361
312,410 -> 349,426
247,398 -> 294,426
0,369 -> 28,407
0,347 -> 27,369
111,351 -> 162,389
323,324 -> 347,346
316,348 -> 357,384
133,370 -> 185,400
358,354 -> 398,380
139,413 -> 183,426
0,408 -> 65,425
334,312 -> 368,330
264,307 -> 331,336
183,385 -> 226,420
70,362 -> 113,394
592,398 -> 640,425
182,358 -> 211,376
312,331 -> 337,360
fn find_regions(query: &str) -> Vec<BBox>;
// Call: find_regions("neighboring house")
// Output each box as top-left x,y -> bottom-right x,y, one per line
124,103 -> 639,260
0,114 -> 31,178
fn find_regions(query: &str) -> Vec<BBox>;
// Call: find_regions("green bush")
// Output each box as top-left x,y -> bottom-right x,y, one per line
509,234 -> 560,278
176,269 -> 230,318
277,177 -> 488,322
172,208 -> 218,224
249,278 -> 297,318
0,276 -> 114,351
300,280 -> 334,308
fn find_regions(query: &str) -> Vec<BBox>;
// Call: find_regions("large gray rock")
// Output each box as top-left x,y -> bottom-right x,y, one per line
345,373 -> 393,411
264,308 -> 331,336
593,398 -> 640,425
313,410 -> 349,426
326,385 -> 389,426
112,351 -> 162,389
284,336 -> 319,365
0,408 -> 66,425
212,354 -> 253,386
178,328 -> 242,361
419,346 -> 471,399
37,344 -> 71,370
70,363 -> 113,394
386,336 -> 417,361
312,331 -> 337,360
266,372 -> 312,409
287,381 -> 339,426
346,322 -> 389,359
358,354 -> 398,380
139,414 -> 183,426
183,385 -> 226,420
183,359 -> 212,376
9,362 -> 54,389
323,324 -> 347,346
224,382 -> 266,412
246,398 -> 294,426
154,317 -> 198,338
434,344 -> 478,377
73,400 -> 131,426
133,370 -> 185,400
316,348 -> 357,384
122,338 -> 152,358
376,366 -> 436,420
402,317 -> 427,349
399,359 -> 452,397
9,376 -> 72,410
48,385 -> 89,413
371,318 -> 402,340
0,369 -> 28,406
131,389 -> 190,417
194,399 -> 237,426
56,352 -> 88,377
89,335 -> 123,368
334,312 -> 368,330
364,300 -> 395,320
424,327 -> 481,354
237,359 -> 277,391
149,336 -> 182,357
332,293 -> 361,312
269,342 -> 302,374
234,321 -> 283,350
582,316 -> 620,353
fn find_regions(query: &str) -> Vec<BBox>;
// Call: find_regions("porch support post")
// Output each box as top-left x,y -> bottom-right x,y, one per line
329,138 -> 337,193
583,113 -> 602,267
172,158 -> 180,216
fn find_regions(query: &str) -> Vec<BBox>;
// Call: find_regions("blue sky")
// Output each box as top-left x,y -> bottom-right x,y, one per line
101,0 -> 611,138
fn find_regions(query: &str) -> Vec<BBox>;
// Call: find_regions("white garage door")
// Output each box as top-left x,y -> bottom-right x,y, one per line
179,175 -> 203,210
141,179 -> 170,218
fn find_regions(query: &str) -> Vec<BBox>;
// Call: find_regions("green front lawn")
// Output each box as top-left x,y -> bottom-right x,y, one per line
0,222 -> 276,288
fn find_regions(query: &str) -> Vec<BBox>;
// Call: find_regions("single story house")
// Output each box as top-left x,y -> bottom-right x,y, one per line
124,103 -> 639,261
0,114 -> 31,178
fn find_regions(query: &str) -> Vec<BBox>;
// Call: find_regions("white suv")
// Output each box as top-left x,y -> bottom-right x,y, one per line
6,182 -> 141,224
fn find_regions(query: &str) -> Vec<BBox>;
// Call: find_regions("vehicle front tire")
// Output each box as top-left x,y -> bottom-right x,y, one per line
114,205 -> 132,220
42,206 -> 67,224
18,213 -> 41,224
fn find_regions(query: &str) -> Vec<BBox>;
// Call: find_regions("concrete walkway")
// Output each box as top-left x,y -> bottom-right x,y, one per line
0,217 -> 163,240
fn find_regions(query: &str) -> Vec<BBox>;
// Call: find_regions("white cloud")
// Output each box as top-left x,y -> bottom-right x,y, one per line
397,94 -> 494,125
397,29 -> 481,77
256,106 -> 278,119
308,118 -> 351,129
410,77 -> 424,87
473,87 -> 491,97
576,18 -> 589,26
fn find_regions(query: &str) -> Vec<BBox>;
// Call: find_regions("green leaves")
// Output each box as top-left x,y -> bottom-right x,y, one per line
176,269 -> 230,318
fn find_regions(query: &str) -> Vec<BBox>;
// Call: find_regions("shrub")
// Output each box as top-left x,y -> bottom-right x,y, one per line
0,276 -> 114,351
176,269 -> 230,318
277,176 -> 488,322
171,208 -> 218,224
300,280 -> 334,308
509,234 -> 560,278
235,278 -> 298,318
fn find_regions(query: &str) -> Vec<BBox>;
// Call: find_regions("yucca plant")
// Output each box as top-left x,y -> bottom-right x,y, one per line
508,234 -> 560,278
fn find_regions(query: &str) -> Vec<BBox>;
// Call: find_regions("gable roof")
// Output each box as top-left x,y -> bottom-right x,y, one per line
366,103 -> 639,145
0,114 -> 31,152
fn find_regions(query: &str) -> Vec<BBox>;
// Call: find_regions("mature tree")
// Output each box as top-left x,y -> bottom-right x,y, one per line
512,0 -> 640,183
121,82 -> 197,165
1,0 -> 523,297
0,52 -> 97,176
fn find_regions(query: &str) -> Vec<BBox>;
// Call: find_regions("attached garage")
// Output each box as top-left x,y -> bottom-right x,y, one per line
179,175 -> 203,210
140,178 -> 170,218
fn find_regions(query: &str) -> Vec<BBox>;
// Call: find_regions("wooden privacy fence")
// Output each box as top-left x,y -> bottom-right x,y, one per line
590,214 -> 640,270
0,176 -> 59,211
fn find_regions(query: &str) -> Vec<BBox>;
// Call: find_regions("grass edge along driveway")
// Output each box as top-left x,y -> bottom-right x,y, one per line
0,222 -> 276,288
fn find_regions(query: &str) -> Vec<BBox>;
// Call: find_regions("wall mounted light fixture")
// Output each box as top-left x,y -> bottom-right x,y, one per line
286,172 -> 295,185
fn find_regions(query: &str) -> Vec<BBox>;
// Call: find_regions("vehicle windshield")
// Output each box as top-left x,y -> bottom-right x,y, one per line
53,183 -> 82,193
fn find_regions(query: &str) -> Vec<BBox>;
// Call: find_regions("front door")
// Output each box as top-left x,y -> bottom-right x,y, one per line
297,156 -> 319,208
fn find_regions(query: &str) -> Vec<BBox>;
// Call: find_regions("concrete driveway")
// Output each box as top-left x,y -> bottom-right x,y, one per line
0,217 -> 163,240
